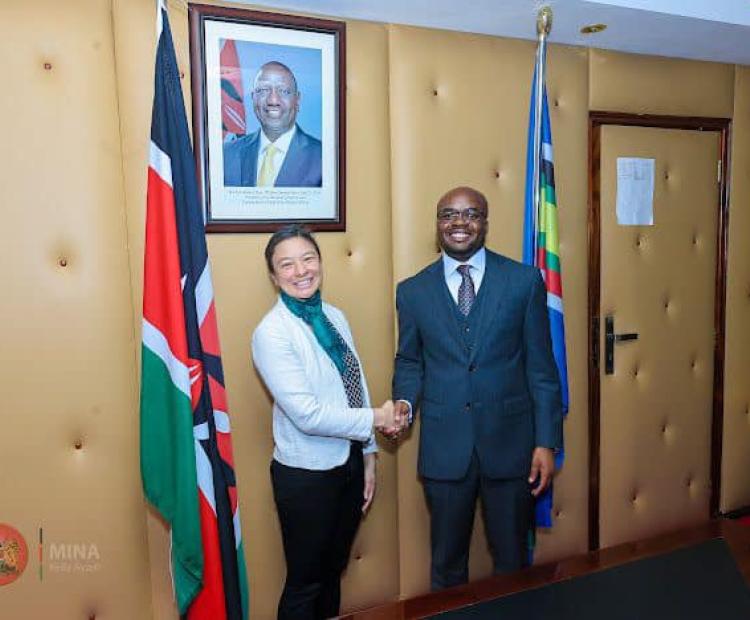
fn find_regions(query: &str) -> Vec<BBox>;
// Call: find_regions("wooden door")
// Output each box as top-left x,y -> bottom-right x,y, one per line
589,116 -> 729,550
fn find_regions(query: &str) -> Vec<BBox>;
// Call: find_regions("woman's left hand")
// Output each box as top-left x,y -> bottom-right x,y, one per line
362,453 -> 377,513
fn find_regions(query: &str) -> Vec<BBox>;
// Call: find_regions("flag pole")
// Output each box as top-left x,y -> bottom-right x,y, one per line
532,6 -> 552,264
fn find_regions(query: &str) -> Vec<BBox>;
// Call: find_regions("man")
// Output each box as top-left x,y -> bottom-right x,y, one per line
223,61 -> 322,187
392,186 -> 562,590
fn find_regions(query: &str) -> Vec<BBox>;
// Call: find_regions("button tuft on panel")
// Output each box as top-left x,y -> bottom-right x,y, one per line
59,257 -> 68,268
44,62 -> 53,71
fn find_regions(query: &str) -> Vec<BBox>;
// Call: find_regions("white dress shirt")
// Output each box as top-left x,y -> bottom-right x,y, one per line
255,125 -> 296,186
252,297 -> 377,470
442,247 -> 486,302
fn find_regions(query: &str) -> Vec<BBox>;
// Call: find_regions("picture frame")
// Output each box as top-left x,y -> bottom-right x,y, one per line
188,5 -> 346,232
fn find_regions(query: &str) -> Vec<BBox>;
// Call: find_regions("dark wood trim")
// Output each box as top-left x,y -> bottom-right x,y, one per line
187,4 -> 347,233
338,520 -> 750,620
188,3 -> 347,31
587,119 -> 602,552
588,111 -> 731,132
587,112 -> 731,550
724,505 -> 750,519
336,22 -> 347,235
711,120 -> 731,517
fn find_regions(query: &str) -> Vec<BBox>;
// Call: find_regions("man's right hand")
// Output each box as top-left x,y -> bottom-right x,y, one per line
378,400 -> 410,439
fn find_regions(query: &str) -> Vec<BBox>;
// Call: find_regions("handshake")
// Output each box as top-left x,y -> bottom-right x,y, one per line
373,400 -> 410,439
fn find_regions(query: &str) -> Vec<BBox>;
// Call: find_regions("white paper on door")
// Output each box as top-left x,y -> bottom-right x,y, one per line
616,157 -> 655,226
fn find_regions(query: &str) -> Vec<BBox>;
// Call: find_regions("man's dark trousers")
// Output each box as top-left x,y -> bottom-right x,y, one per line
423,451 -> 532,590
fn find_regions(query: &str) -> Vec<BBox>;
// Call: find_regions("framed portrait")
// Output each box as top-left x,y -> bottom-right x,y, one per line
188,5 -> 346,232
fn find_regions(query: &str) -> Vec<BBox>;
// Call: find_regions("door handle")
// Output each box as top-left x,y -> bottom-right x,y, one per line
605,315 -> 638,375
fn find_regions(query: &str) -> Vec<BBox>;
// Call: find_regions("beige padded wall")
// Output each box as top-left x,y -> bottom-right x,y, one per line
0,0 -> 152,618
589,49 -> 734,117
388,25 -> 590,597
115,0 -> 400,616
721,65 -> 750,512
4,0 -> 749,615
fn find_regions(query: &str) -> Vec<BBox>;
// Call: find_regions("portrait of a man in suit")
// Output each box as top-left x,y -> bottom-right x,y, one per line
391,186 -> 562,591
223,61 -> 322,188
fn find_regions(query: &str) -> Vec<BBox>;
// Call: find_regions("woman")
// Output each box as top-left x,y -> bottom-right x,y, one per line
252,224 -> 397,620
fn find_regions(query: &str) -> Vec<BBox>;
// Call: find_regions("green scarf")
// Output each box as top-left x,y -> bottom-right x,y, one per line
281,290 -> 347,374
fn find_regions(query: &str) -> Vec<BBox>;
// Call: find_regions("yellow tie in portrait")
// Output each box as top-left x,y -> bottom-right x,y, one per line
258,143 -> 279,187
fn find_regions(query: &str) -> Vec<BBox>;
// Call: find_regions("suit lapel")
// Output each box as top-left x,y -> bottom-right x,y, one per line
240,130 -> 260,186
276,125 -> 303,186
471,251 -> 511,362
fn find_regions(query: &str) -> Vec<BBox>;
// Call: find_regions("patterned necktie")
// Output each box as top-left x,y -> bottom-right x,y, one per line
457,264 -> 475,316
257,143 -> 279,186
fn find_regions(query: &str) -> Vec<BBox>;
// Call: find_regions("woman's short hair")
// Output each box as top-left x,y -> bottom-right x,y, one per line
264,224 -> 321,273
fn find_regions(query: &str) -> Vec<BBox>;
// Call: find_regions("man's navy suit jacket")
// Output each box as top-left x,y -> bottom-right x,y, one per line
393,250 -> 562,481
222,125 -> 322,187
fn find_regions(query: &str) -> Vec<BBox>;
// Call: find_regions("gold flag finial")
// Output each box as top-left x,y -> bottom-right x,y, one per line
536,6 -> 553,37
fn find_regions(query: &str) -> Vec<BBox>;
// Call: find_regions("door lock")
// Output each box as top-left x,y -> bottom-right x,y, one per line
605,315 -> 639,375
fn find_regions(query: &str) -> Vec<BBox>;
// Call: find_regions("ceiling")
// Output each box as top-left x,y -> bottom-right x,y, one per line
229,0 -> 750,65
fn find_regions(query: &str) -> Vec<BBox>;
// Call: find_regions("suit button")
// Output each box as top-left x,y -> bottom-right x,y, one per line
464,326 -> 470,333
465,403 -> 471,411
469,363 -> 476,372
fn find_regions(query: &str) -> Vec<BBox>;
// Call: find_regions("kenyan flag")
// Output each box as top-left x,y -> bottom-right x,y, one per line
140,3 -> 248,618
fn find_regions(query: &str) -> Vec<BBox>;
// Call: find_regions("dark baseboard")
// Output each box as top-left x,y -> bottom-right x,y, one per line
723,506 -> 750,520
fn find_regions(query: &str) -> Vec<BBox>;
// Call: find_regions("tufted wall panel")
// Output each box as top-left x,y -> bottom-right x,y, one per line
3,1 -> 750,617
721,65 -> 750,512
388,25 -> 590,597
589,49 -> 735,117
0,0 -> 152,618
